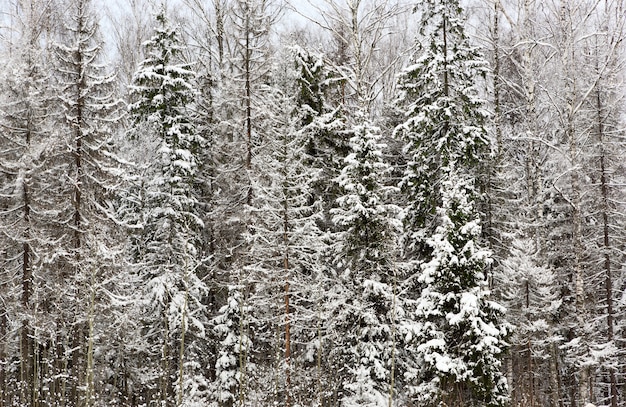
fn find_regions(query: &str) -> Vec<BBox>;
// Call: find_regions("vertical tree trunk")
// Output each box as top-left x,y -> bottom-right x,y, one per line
565,48 -> 589,407
214,0 -> 225,75
85,268 -> 96,407
177,241 -> 190,407
485,0 -> 502,283
41,342 -> 51,406
0,270 -> 5,407
21,133 -> 34,407
316,300 -> 323,407
56,334 -> 67,407
70,326 -> 82,406
72,4 -> 86,405
282,195 -> 291,407
20,321 -> 28,405
22,185 -> 31,304
387,270 -> 397,407
559,1 -> 588,404
567,127 -> 587,406
595,75 -> 618,407
525,280 -> 535,407
491,0 -> 502,158
32,336 -> 39,407
244,1 -> 253,207
161,316 -> 171,407
238,291 -> 248,407
550,343 -> 563,407
284,280 -> 291,406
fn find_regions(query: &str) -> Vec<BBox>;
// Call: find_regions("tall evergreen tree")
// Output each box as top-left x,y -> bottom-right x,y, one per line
395,1 -> 509,405
330,108 -> 402,405
212,284 -> 252,407
293,46 -> 347,232
126,6 -> 209,406
394,0 -> 490,260
413,171 -> 509,407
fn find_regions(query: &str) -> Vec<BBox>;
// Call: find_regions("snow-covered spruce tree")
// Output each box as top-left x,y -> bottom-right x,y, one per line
330,108 -> 402,406
394,0 -> 491,262
212,285 -> 252,407
293,45 -> 347,232
281,46 -> 347,406
414,171 -> 509,407
126,7 -> 209,406
394,0 -> 509,405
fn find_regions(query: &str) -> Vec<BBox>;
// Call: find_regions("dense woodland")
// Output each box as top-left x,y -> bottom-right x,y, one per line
0,0 -> 625,406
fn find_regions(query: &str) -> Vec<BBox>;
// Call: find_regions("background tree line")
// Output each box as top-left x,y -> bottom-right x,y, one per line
0,0 -> 624,406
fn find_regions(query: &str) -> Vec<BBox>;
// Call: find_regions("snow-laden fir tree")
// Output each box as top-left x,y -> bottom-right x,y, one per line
394,0 -> 509,405
394,0 -> 491,261
213,285 -> 252,407
332,110 -> 401,275
287,46 -> 349,405
330,108 -> 402,406
413,171 -> 509,407
126,6 -> 209,406
293,46 -> 348,231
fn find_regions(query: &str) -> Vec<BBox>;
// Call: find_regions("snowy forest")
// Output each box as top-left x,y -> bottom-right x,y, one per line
0,0 -> 624,406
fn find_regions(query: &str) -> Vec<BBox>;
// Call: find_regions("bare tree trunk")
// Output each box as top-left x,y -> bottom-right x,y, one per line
238,288 -> 248,407
525,279 -> 535,407
20,49 -> 35,405
214,0 -> 226,74
316,300 -> 323,407
160,316 -> 171,407
56,334 -> 67,407
559,1 -> 588,404
244,1 -> 252,207
387,269 -> 397,407
551,343 -> 563,407
595,68 -> 618,407
21,149 -> 33,407
32,333 -> 39,407
73,4 -> 87,405
485,0 -> 502,277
